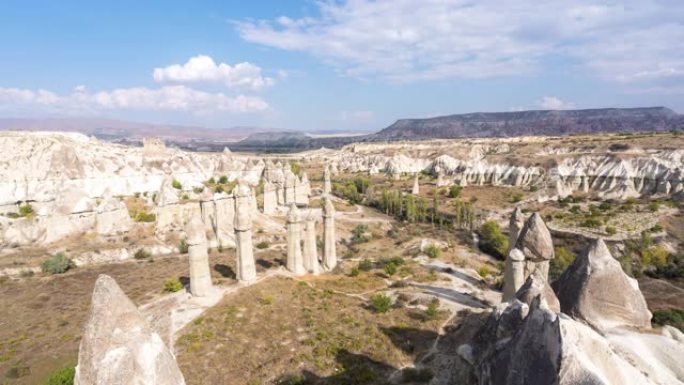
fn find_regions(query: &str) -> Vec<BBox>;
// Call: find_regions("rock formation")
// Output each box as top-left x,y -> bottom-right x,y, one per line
233,183 -> 257,283
75,275 -> 186,385
186,216 -> 213,297
303,211 -> 320,275
514,269 -> 561,313
508,208 -> 525,253
323,165 -> 332,195
412,174 -> 420,194
552,238 -> 652,331
286,203 -> 306,275
502,248 -> 526,302
262,180 -> 277,215
515,213 -> 554,280
322,197 -> 337,270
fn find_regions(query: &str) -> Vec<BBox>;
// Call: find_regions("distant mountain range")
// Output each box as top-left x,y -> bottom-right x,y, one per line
371,107 -> 684,140
0,118 -> 284,142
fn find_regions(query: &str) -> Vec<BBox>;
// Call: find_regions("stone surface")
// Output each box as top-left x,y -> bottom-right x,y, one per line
514,269 -> 561,313
502,248 -> 526,302
552,238 -> 652,331
233,183 -> 257,282
515,213 -> 555,263
185,216 -> 212,297
508,208 -> 525,253
75,274 -> 186,385
323,165 -> 332,195
262,180 -> 277,215
322,196 -> 337,270
286,203 -> 306,275
303,212 -> 320,275
412,174 -> 420,194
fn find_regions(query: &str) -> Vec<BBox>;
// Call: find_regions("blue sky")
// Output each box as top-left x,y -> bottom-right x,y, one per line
0,0 -> 683,132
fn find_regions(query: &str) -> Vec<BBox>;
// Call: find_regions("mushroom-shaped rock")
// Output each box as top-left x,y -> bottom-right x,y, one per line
508,207 -> 525,252
514,269 -> 561,313
502,248 -> 526,301
75,275 -> 186,385
552,238 -> 652,331
515,213 -> 554,262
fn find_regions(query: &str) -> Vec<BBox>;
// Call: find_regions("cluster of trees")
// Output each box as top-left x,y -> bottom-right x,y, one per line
373,188 -> 475,229
332,175 -> 371,204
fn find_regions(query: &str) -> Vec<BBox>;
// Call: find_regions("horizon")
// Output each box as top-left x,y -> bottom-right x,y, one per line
1,1 -> 683,131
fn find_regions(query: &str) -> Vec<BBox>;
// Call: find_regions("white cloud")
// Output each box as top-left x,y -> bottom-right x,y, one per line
236,0 -> 684,88
0,85 -> 269,114
153,55 -> 274,91
538,96 -> 575,110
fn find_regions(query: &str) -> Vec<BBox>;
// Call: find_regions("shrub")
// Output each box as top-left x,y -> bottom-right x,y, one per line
290,162 -> 301,175
389,256 -> 406,266
648,201 -> 661,212
650,224 -> 663,233
18,203 -> 34,217
349,267 -> 360,277
652,308 -> 684,332
193,186 -> 204,194
384,262 -> 398,276
163,278 -> 183,293
580,218 -> 602,228
214,185 -> 224,194
351,224 -> 371,244
510,192 -> 524,203
207,177 -> 216,184
172,179 -> 182,190
448,185 -> 463,198
218,175 -> 228,184
478,220 -> 508,258
550,246 -> 575,280
605,226 -> 617,235
134,211 -> 156,222
425,298 -> 439,320
478,265 -> 491,278
41,253 -> 75,274
43,366 -> 75,385
599,201 -> 612,211
134,248 -> 151,260
179,239 -> 188,254
358,259 -> 373,271
570,205 -> 582,214
181,193 -> 189,200
256,241 -> 269,249
424,244 -> 441,259
370,293 -> 392,313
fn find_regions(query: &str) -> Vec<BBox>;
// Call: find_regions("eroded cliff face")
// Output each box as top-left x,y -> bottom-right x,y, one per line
324,141 -> 683,199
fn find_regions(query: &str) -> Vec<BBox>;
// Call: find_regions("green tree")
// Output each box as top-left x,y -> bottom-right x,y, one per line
478,220 -> 508,258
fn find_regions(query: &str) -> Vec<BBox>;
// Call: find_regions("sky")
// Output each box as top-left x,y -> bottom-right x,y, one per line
0,0 -> 683,132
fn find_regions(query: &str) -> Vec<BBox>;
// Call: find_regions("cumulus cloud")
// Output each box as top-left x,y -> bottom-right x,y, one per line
153,55 -> 274,90
537,96 -> 575,110
235,0 -> 684,88
0,85 -> 269,114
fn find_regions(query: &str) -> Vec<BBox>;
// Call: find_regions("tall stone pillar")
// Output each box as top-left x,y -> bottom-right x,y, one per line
323,197 -> 337,270
263,180 -> 277,215
284,170 -> 296,204
412,174 -> 420,195
323,165 -> 332,195
303,211 -> 320,275
186,216 -> 213,297
503,248 -> 526,301
286,203 -> 306,275
233,183 -> 257,283
508,208 -> 525,253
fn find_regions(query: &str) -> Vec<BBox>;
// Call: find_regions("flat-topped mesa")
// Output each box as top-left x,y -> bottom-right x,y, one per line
515,212 -> 554,280
75,275 -> 186,385
233,183 -> 257,283
323,165 -> 332,195
303,210 -> 320,275
502,248 -> 526,301
323,196 -> 337,270
186,216 -> 213,297
286,203 -> 306,275
552,238 -> 652,331
412,174 -> 420,194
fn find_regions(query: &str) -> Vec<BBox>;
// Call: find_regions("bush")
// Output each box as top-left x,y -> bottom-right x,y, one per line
652,308 -> 684,332
599,201 -> 612,211
163,278 -> 183,293
256,241 -> 270,249
384,262 -> 398,276
550,246 -> 575,280
290,162 -> 301,175
214,185 -> 224,194
179,239 -> 188,254
19,203 -> 34,217
43,366 -> 75,385
424,244 -> 441,259
425,298 -> 439,320
478,265 -> 491,278
218,175 -> 229,184
648,201 -> 661,212
605,226 -> 617,235
580,217 -> 602,228
389,256 -> 406,266
134,248 -> 151,260
478,220 -> 508,258
370,293 -> 392,313
134,211 -> 156,222
510,192 -> 524,203
172,179 -> 182,190
650,224 -> 663,233
349,267 -> 360,277
41,253 -> 75,274
448,185 -> 462,198
207,177 -> 216,184
351,224 -> 371,244
358,259 -> 373,271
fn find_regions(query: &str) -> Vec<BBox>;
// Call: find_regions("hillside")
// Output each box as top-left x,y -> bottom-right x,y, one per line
370,107 -> 684,140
